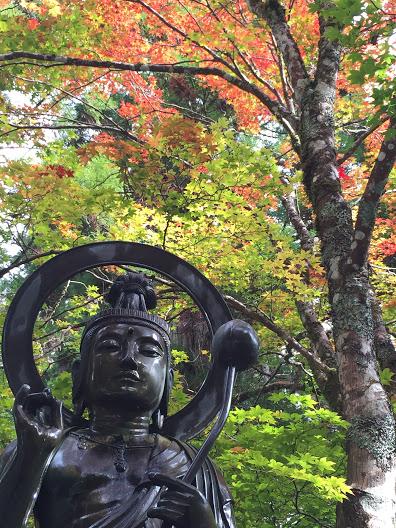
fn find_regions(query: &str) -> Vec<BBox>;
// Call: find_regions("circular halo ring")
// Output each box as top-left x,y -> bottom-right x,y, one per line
2,241 -> 232,440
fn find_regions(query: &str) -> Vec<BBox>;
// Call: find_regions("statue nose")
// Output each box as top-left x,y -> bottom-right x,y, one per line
121,341 -> 138,366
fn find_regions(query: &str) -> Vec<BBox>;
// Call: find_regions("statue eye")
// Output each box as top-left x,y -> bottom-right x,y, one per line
140,346 -> 162,357
101,339 -> 120,351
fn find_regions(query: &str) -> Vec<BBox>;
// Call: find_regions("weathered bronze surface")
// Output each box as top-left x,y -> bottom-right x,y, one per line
0,243 -> 258,527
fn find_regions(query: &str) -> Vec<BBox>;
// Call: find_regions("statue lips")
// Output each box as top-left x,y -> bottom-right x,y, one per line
117,371 -> 141,383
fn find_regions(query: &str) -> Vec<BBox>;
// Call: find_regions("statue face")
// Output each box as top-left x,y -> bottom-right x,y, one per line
85,323 -> 167,412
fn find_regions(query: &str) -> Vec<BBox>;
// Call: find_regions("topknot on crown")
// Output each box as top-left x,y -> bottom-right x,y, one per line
105,272 -> 157,312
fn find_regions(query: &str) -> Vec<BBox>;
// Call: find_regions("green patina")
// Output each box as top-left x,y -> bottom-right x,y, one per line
317,198 -> 352,225
347,414 -> 396,469
332,281 -> 373,342
357,202 -> 377,229
377,339 -> 396,363
318,202 -> 352,268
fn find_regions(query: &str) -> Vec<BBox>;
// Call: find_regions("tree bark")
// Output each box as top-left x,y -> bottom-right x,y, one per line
370,287 -> 396,397
299,22 -> 396,528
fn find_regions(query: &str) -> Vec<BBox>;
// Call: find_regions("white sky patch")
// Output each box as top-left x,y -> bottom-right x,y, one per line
0,90 -> 57,165
0,92 -> 45,260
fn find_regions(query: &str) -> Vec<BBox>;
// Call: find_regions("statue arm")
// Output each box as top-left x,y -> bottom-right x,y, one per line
0,438 -> 54,527
0,385 -> 64,527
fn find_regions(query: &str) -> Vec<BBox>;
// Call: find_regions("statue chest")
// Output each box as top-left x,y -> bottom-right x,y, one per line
35,435 -> 157,527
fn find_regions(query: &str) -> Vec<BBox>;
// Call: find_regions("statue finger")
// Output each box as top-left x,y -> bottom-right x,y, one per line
156,495 -> 189,510
23,390 -> 51,413
14,384 -> 31,406
14,403 -> 37,429
147,505 -> 183,524
148,472 -> 200,496
158,490 -> 193,506
14,402 -> 27,421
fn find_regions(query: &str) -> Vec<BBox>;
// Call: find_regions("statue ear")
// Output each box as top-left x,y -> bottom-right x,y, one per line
151,367 -> 174,432
71,359 -> 85,416
151,409 -> 164,431
168,368 -> 174,391
72,359 -> 81,388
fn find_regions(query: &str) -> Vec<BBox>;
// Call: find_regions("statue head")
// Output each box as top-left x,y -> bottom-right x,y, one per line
72,272 -> 173,429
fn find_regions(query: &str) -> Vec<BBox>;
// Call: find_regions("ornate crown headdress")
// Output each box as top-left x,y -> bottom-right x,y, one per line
81,272 -> 171,350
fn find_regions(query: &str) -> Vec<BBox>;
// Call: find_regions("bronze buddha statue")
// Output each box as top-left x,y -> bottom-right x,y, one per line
0,273 -> 237,528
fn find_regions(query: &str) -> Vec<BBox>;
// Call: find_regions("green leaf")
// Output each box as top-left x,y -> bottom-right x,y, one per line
380,368 -> 394,386
361,57 -> 377,76
324,26 -> 341,41
349,69 -> 365,85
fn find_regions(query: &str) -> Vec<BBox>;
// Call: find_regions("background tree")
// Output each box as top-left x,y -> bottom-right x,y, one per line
0,0 -> 395,527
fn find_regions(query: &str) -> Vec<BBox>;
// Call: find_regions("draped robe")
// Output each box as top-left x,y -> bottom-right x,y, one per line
16,430 -> 235,528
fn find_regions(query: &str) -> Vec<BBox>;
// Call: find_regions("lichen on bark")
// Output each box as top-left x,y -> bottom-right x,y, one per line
347,414 -> 396,469
332,276 -> 374,344
316,199 -> 353,269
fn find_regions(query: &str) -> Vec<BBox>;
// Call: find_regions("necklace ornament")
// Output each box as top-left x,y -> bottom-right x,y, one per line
72,431 -> 156,473
113,439 -> 127,473
77,435 -> 89,450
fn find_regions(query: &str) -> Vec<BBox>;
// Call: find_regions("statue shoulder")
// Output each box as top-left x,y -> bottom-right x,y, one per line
150,434 -> 190,478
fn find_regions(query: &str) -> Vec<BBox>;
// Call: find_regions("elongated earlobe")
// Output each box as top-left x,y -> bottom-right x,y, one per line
72,359 -> 85,416
151,367 -> 174,432
151,409 -> 164,431
169,368 -> 174,391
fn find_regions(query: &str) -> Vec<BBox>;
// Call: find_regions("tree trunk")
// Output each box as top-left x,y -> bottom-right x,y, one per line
247,1 -> 396,523
300,36 -> 396,528
333,269 -> 396,527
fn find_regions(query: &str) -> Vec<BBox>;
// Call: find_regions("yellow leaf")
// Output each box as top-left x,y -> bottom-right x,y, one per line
48,4 -> 61,16
44,0 -> 61,16
20,0 -> 40,12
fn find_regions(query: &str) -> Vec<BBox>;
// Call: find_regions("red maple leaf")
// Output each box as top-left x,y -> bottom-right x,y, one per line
27,19 -> 40,30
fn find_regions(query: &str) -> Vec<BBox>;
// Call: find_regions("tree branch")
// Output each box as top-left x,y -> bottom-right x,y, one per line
235,379 -> 302,404
279,180 -> 341,410
315,2 -> 342,88
270,34 -> 295,114
224,294 -> 333,374
127,0 -> 240,77
337,116 -> 389,166
13,74 -> 144,143
293,482 -> 332,528
369,287 -> 396,395
199,0 -> 285,105
1,121 -> 143,142
296,300 -> 341,411
349,118 -> 396,270
296,301 -> 335,367
0,250 -> 61,279
280,187 -> 314,251
0,52 -> 296,130
247,0 -> 309,104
